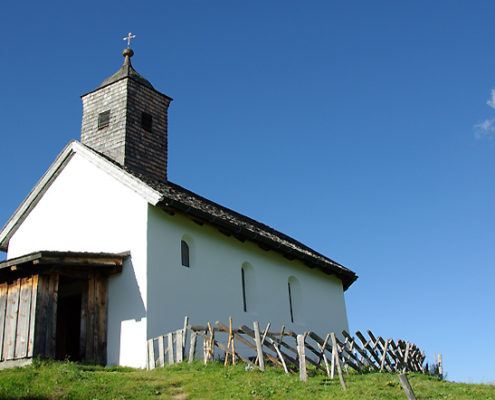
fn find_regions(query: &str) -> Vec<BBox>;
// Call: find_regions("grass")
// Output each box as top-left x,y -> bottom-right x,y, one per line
0,360 -> 493,399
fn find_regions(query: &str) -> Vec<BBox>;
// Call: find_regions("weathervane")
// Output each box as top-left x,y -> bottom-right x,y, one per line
123,32 -> 136,49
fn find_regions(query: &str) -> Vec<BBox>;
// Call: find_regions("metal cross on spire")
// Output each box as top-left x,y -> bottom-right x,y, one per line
123,32 -> 136,48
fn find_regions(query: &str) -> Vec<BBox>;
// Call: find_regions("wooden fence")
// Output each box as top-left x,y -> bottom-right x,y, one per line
147,317 -> 441,385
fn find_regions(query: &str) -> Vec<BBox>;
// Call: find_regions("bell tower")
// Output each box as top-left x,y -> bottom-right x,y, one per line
80,41 -> 172,182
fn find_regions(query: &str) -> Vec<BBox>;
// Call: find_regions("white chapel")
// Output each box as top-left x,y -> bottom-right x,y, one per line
0,44 -> 357,368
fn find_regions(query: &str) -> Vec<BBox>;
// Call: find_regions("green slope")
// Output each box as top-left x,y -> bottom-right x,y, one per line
0,360 -> 492,400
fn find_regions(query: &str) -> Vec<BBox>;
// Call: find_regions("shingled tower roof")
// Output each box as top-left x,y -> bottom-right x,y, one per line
98,48 -> 154,90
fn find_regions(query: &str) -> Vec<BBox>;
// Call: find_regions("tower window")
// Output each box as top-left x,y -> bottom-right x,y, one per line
98,110 -> 110,129
141,112 -> 152,132
181,240 -> 190,267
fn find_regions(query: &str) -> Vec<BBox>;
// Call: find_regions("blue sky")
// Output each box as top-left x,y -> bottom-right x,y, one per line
1,0 -> 495,383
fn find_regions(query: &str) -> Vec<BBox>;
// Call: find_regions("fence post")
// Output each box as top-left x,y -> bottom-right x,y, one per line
148,339 -> 155,370
182,316 -> 189,355
297,334 -> 307,382
167,333 -> 174,365
188,331 -> 197,363
399,373 -> 417,400
253,321 -> 265,371
176,330 -> 183,363
158,336 -> 165,367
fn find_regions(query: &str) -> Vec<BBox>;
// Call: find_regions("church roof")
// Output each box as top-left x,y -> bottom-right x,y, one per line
0,141 -> 358,291
148,178 -> 359,291
91,146 -> 359,291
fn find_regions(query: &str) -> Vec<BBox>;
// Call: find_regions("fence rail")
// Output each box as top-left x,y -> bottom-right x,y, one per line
147,316 -> 442,385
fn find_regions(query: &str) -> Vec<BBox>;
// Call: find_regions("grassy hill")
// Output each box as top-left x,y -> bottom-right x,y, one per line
0,360 -> 493,400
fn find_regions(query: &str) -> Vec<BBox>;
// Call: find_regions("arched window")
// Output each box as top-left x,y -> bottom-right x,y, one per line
241,267 -> 247,312
288,276 -> 302,323
241,263 -> 255,312
288,280 -> 294,323
181,240 -> 190,267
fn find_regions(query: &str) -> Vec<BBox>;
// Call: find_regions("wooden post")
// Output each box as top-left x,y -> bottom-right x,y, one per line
167,333 -> 174,365
188,331 -> 197,363
331,333 -> 347,391
207,322 -> 214,362
253,321 -> 265,371
399,373 -> 417,400
176,330 -> 183,363
148,340 -> 155,370
297,334 -> 307,382
231,319 -> 236,365
158,336 -> 165,367
225,317 -> 234,366
255,322 -> 270,365
404,342 -> 410,371
330,338 -> 336,379
203,331 -> 208,365
182,316 -> 189,356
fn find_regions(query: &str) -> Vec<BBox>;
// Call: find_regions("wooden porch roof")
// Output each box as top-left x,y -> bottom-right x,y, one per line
0,251 -> 129,277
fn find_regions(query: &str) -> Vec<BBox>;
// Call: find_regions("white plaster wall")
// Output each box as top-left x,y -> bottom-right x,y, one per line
7,154 -> 149,368
146,206 -> 349,345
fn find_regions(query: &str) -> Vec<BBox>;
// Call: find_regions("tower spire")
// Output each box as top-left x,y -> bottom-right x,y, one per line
80,37 -> 173,182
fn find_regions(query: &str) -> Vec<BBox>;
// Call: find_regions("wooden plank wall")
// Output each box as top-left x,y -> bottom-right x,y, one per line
0,276 -> 39,361
33,274 -> 59,359
80,271 -> 107,365
0,271 -> 108,365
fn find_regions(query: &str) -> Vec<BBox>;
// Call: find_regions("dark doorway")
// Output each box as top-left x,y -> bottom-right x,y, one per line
56,277 -> 83,361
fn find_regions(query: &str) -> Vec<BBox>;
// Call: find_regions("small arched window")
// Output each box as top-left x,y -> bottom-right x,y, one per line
181,240 -> 190,267
241,263 -> 255,312
288,276 -> 301,323
288,281 -> 294,323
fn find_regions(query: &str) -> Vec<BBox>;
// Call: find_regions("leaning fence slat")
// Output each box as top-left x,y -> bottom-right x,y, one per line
380,339 -> 390,371
390,339 -> 405,371
331,333 -> 347,391
273,342 -> 289,374
342,330 -> 373,370
195,329 -> 256,368
356,331 -> 381,367
334,336 -> 364,373
240,325 -> 293,368
317,342 -> 331,377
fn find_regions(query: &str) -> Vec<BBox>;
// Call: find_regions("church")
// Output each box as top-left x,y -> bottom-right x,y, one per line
0,41 -> 358,369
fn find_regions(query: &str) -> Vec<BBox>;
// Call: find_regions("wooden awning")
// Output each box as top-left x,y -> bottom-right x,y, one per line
0,251 -> 128,280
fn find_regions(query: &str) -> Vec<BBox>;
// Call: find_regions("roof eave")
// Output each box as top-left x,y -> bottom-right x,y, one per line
157,198 -> 358,291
